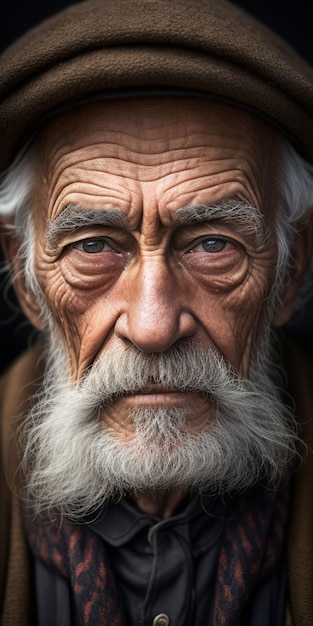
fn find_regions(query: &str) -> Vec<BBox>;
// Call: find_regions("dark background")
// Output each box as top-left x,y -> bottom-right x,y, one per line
1,0 -> 313,374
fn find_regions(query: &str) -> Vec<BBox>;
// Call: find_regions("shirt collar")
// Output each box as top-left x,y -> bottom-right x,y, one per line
84,493 -> 230,547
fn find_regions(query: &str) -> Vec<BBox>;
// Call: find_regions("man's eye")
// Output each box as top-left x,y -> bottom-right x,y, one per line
72,238 -> 111,253
193,237 -> 234,253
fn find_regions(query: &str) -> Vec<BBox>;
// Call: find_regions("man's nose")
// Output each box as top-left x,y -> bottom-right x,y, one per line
114,258 -> 197,352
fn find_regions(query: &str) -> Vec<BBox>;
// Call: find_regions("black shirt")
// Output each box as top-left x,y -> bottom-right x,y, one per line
33,494 -> 287,625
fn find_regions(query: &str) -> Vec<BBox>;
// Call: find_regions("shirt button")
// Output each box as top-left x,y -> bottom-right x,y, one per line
152,614 -> 170,626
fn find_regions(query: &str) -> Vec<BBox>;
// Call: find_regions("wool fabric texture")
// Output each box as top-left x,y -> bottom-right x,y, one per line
24,485 -> 289,625
0,0 -> 313,172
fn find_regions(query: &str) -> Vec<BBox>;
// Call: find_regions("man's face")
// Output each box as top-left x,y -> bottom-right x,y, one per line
31,98 -> 278,438
15,98 -> 303,515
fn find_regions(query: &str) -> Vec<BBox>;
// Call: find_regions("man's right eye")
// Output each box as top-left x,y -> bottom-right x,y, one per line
72,237 -> 112,253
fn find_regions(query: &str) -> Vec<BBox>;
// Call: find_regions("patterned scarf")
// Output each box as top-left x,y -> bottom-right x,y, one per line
25,484 -> 289,626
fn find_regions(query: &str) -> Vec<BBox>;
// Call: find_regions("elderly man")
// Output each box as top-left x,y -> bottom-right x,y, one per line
1,0 -> 313,624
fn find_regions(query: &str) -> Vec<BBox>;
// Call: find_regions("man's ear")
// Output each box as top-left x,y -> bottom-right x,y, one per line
272,219 -> 313,327
0,225 -> 47,331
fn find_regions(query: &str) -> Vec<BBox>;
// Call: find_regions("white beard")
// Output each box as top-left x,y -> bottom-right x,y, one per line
19,328 -> 299,520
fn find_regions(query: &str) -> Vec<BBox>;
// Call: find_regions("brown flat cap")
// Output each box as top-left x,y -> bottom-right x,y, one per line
1,0 -> 313,172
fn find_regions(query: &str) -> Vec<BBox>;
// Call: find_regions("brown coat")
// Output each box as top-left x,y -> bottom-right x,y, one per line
0,342 -> 313,625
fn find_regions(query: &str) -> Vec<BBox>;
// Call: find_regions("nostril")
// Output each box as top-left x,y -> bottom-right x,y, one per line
114,308 -> 197,354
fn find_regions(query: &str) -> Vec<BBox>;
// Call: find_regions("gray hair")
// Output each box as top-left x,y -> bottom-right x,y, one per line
0,138 -> 313,316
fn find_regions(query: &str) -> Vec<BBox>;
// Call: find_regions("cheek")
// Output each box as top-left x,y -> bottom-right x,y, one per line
36,249 -> 130,377
35,261 -> 100,375
195,268 -> 274,375
178,234 -> 277,370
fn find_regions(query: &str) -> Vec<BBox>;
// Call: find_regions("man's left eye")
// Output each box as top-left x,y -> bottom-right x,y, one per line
194,237 -> 233,253
72,238 -> 111,253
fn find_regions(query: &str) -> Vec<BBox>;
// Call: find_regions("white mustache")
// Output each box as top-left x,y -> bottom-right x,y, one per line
79,342 -> 243,405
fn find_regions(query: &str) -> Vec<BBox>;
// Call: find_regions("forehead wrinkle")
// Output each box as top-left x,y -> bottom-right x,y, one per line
45,204 -> 128,250
175,200 -> 271,244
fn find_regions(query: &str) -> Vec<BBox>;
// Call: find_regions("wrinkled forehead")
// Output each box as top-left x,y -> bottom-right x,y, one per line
28,96 -> 282,229
33,96 -> 281,175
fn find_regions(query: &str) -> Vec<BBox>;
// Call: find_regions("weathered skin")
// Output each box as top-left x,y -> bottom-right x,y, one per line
6,98 -> 309,516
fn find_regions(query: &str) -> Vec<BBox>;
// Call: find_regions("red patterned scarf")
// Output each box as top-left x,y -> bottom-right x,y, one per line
25,485 -> 289,625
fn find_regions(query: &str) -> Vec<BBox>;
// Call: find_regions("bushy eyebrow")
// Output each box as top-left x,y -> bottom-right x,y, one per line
46,204 -> 128,250
175,200 -> 271,245
46,199 -> 271,251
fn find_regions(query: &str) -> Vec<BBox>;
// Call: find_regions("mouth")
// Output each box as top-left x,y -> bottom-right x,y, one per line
105,385 -> 207,410
104,380 -> 212,400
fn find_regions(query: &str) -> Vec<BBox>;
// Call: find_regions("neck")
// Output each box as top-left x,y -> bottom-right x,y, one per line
132,490 -> 187,518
